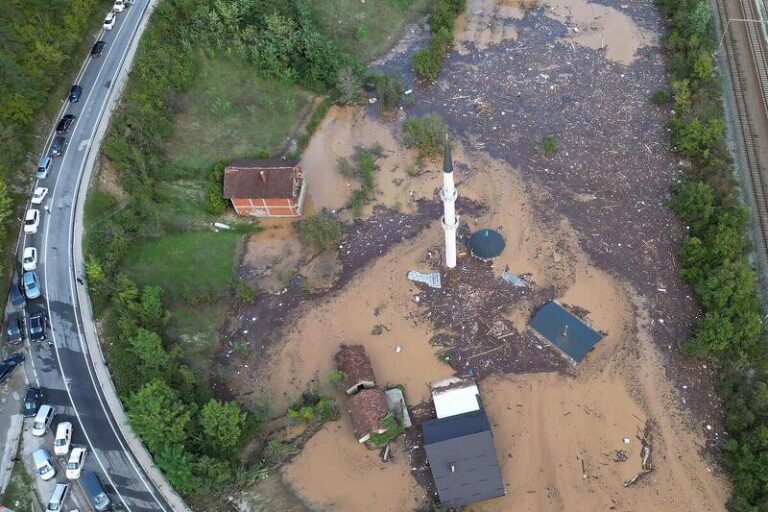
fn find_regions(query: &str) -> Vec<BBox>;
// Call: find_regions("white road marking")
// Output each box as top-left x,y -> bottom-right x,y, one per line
37,3 -> 168,511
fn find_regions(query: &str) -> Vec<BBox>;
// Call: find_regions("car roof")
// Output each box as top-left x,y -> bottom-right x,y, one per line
56,421 -> 72,432
23,246 -> 35,254
38,156 -> 51,166
26,209 -> 37,218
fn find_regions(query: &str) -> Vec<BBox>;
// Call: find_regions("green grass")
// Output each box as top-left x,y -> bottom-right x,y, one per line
123,231 -> 240,300
166,55 -> 315,171
167,302 -> 228,382
309,0 -> 430,61
1,456 -> 36,512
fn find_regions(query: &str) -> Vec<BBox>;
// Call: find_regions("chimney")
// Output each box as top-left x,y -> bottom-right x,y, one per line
259,170 -> 267,182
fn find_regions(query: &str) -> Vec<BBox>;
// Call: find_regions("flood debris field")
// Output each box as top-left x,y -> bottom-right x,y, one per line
216,0 -> 732,510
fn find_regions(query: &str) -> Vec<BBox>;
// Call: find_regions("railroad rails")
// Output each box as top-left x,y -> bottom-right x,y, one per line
712,0 -> 768,256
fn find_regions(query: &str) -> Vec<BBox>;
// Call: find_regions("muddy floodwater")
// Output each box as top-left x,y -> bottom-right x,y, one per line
219,0 -> 731,510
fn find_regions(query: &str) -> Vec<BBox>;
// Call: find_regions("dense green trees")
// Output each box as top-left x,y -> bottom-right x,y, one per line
113,278 -> 254,498
657,0 -> 768,508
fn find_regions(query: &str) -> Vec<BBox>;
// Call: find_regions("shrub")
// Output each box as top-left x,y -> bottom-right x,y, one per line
537,134 -> 558,156
652,90 -> 671,105
294,210 -> 344,252
336,66 -> 364,105
412,0 -> 465,79
368,412 -> 405,447
402,114 -> 448,157
329,369 -> 347,386
372,72 -> 403,111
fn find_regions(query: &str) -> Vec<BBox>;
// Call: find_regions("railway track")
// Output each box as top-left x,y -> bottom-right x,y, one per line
713,0 -> 768,255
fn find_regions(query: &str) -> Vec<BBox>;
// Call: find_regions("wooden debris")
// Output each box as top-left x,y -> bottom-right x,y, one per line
623,420 -> 654,487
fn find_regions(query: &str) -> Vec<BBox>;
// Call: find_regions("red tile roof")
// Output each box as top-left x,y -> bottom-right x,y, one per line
222,159 -> 300,199
335,344 -> 376,395
347,388 -> 389,442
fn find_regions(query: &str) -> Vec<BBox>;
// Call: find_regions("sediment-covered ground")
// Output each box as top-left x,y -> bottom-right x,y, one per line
218,0 -> 731,509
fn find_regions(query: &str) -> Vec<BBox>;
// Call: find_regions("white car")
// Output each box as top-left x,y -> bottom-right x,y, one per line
22,247 -> 37,271
33,448 -> 55,481
31,187 -> 48,205
66,446 -> 87,479
53,421 -> 72,456
23,209 -> 40,234
103,12 -> 116,30
113,0 -> 127,12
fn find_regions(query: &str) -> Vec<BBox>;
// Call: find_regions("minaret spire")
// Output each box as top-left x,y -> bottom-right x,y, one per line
441,136 -> 458,269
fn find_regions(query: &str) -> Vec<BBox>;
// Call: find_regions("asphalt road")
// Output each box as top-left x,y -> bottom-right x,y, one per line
12,1 -> 171,510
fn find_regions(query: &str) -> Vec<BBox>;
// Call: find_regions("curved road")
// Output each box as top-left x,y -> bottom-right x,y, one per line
16,0 -> 172,510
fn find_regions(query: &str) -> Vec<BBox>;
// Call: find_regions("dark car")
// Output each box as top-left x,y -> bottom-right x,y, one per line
55,114 -> 76,134
81,472 -> 111,511
0,352 -> 24,384
8,282 -> 25,308
28,310 -> 47,342
90,41 -> 106,58
23,387 -> 43,417
68,85 -> 82,103
6,313 -> 23,345
50,136 -> 67,157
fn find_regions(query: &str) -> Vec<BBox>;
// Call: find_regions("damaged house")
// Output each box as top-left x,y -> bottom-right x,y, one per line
422,377 -> 505,508
335,344 -> 376,396
347,388 -> 390,444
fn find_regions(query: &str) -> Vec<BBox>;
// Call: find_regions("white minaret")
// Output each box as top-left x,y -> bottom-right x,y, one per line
441,137 -> 458,268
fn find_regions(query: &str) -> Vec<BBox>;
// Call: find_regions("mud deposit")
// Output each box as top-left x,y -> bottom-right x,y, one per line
221,0 -> 731,509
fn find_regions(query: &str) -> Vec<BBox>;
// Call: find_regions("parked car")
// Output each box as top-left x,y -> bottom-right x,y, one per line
46,482 -> 69,512
9,281 -> 25,308
55,114 -> 76,134
69,84 -> 82,103
54,422 -> 73,456
32,404 -> 55,436
23,387 -> 43,417
6,313 -> 23,345
31,187 -> 49,205
50,136 -> 67,157
91,41 -> 106,57
24,209 -> 40,234
0,352 -> 24,384
103,11 -> 116,30
22,271 -> 41,299
113,0 -> 128,12
22,247 -> 38,271
33,448 -> 56,481
36,157 -> 52,179
81,472 -> 111,511
66,447 -> 87,479
29,310 -> 47,342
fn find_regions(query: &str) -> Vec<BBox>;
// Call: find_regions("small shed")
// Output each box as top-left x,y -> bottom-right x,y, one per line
335,344 -> 376,395
528,300 -> 603,364
222,159 -> 306,217
430,377 -> 481,419
347,388 -> 390,444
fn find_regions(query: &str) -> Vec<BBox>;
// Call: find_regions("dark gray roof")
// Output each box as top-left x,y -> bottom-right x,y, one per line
467,229 -> 505,260
529,301 -> 603,363
423,410 -> 505,508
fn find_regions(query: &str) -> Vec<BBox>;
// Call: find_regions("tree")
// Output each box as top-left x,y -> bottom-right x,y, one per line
294,210 -> 343,253
127,379 -> 192,454
138,286 -> 167,332
129,328 -> 171,382
155,444 -> 197,495
199,399 -> 247,455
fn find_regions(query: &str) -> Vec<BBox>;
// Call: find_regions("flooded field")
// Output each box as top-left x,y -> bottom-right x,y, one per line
218,0 -> 731,509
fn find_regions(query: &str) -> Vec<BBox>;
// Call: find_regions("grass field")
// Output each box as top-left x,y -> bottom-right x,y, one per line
123,231 -> 240,300
2,456 -> 36,512
167,302 -> 228,381
166,55 -> 315,172
309,0 -> 429,61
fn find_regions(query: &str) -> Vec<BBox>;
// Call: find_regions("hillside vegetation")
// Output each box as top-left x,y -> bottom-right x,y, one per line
0,0 -> 108,275
657,0 -> 768,508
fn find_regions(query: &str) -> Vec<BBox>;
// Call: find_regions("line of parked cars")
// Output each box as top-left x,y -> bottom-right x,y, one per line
28,400 -> 112,511
4,1 -> 132,510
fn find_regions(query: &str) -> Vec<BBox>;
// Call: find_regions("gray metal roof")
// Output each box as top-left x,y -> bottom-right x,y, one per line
423,410 -> 505,507
529,300 -> 603,363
